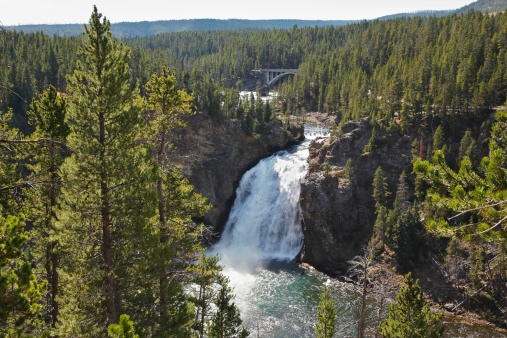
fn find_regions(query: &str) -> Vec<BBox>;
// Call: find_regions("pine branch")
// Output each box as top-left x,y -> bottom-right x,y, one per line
448,200 -> 507,220
0,180 -> 55,192
473,214 -> 507,236
0,138 -> 68,148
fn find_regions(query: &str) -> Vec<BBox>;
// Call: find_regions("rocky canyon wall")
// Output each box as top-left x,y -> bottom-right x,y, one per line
167,113 -> 304,238
299,118 -> 416,276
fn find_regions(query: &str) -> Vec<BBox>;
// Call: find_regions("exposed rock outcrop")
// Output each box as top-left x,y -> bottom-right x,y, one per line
167,113 -> 304,237
299,118 -> 416,276
305,112 -> 342,129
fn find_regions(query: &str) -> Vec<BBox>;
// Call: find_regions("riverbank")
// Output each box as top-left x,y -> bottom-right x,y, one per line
300,255 -> 507,336
296,117 -> 507,335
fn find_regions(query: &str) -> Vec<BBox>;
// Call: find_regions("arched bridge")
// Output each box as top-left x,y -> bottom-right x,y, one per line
254,69 -> 298,86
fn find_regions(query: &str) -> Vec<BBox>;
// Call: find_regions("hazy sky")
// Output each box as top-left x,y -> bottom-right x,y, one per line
2,0 -> 476,26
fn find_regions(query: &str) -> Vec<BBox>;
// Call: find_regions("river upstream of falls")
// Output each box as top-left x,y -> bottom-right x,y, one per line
211,124 -> 504,337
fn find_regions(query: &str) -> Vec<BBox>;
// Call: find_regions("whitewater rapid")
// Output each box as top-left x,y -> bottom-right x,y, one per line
214,125 -> 328,270
210,124 -> 501,337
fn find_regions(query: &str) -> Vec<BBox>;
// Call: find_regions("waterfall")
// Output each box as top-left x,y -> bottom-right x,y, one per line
215,125 -> 329,270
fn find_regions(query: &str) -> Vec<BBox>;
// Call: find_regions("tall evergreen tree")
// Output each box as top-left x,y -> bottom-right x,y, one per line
25,85 -> 69,329
144,66 -> 195,329
56,7 -> 157,334
378,273 -> 444,337
372,167 -> 389,210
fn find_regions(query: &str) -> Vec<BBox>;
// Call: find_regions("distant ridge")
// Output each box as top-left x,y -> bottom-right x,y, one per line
6,0 -> 507,37
7,19 -> 358,37
374,10 -> 453,21
375,0 -> 507,20
455,0 -> 507,13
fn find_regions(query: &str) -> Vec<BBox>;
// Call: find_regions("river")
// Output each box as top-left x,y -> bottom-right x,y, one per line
211,124 -> 505,337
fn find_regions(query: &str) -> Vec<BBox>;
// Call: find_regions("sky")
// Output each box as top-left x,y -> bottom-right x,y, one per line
2,0 -> 477,26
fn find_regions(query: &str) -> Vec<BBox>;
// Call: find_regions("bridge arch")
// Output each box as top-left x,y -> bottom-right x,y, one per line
254,69 -> 298,86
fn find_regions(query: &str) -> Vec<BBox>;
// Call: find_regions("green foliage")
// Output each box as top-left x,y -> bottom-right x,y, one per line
458,130 -> 474,167
414,110 -> 507,243
207,277 -> 249,338
432,125 -> 444,154
55,7 -> 158,334
373,167 -> 389,210
332,123 -> 338,137
344,158 -> 354,181
363,126 -> 376,153
0,214 -> 46,335
315,286 -> 337,338
322,163 -> 331,175
188,253 -> 224,337
24,85 -> 69,329
381,172 -> 425,271
373,206 -> 388,249
391,203 -> 424,272
145,66 -> 194,133
27,85 -> 69,140
108,314 -> 139,338
378,273 -> 444,338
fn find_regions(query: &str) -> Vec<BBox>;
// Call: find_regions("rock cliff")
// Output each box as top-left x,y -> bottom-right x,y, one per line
167,113 -> 304,237
299,118 -> 416,276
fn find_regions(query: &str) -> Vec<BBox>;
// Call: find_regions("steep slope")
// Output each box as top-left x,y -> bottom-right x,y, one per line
166,113 -> 303,236
299,118 -> 416,275
456,0 -> 507,13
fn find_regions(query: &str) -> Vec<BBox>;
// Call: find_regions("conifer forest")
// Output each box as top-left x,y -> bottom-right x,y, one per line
1,2 -> 507,337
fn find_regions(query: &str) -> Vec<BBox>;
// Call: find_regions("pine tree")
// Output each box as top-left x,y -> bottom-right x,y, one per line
0,214 -> 46,335
189,253 -> 224,338
25,85 -> 69,329
414,110 -> 507,245
108,314 -> 139,338
458,129 -> 473,165
56,7 -> 157,334
144,66 -> 196,330
372,167 -> 389,210
315,285 -> 337,338
432,125 -> 444,154
207,277 -> 249,338
378,273 -> 444,337
344,158 -> 354,181
363,125 -> 376,153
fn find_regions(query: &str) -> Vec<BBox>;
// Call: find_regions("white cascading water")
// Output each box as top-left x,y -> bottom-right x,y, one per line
214,125 -> 329,269
211,124 -> 496,337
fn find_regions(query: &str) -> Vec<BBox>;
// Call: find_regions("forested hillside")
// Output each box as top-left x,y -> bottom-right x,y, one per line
8,0 -> 507,37
4,11 -> 507,136
457,0 -> 507,13
1,4 -> 507,336
9,19 -> 357,37
0,8 -> 251,336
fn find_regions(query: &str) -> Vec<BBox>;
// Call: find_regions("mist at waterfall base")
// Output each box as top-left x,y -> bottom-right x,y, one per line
211,124 -> 503,337
212,124 -> 334,336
